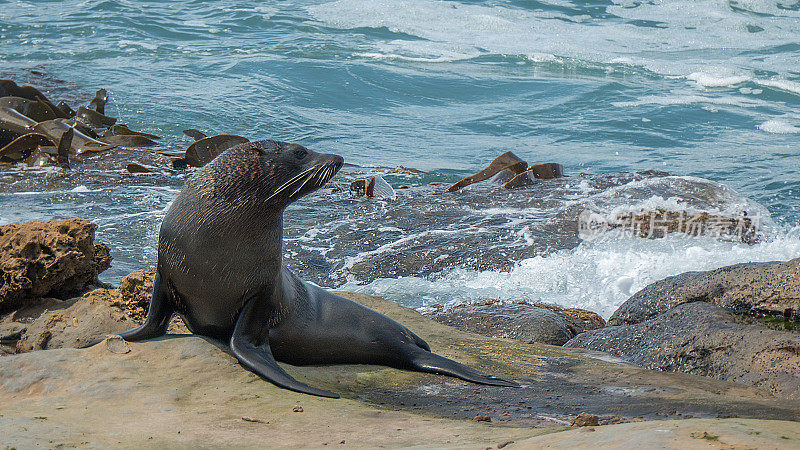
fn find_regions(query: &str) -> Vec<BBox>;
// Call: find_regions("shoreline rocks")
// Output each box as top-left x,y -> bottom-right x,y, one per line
2,218 -> 800,447
1,268 -> 188,354
609,257 -> 800,326
0,220 -> 186,354
566,302 -> 800,399
0,218 -> 111,313
567,258 -> 800,400
422,300 -> 604,346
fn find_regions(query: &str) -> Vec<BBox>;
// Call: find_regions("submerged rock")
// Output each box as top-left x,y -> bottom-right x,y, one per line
422,300 -> 604,346
609,257 -> 800,326
617,209 -> 757,244
566,302 -> 800,400
0,219 -> 111,313
445,151 -> 527,192
503,162 -> 565,189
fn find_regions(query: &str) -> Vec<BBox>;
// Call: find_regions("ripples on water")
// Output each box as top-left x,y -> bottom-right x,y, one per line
1,0 -> 799,317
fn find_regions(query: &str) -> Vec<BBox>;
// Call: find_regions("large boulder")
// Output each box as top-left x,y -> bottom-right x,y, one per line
422,300 -> 604,346
0,218 -> 111,312
566,302 -> 800,400
609,258 -> 800,326
1,268 -> 187,353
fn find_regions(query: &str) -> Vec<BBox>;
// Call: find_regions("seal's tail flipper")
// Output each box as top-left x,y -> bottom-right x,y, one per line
230,298 -> 340,399
408,350 -> 520,388
81,272 -> 175,348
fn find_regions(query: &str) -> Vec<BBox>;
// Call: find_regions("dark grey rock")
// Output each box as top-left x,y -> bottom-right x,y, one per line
566,302 -> 800,399
422,302 -> 605,346
609,258 -> 800,326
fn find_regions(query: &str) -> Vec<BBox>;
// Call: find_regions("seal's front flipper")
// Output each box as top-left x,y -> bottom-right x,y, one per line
230,298 -> 340,398
408,350 -> 520,388
81,273 -> 174,348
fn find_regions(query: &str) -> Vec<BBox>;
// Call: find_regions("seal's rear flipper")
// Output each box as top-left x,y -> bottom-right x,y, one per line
408,350 -> 520,388
230,298 -> 340,398
81,273 -> 175,348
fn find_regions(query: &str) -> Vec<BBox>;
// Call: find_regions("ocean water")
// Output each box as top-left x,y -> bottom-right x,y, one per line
1,0 -> 799,318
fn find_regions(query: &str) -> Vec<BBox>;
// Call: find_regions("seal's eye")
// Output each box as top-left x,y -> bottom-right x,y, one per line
293,149 -> 307,160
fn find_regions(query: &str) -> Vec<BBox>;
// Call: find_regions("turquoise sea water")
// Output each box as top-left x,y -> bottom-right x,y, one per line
1,0 -> 799,317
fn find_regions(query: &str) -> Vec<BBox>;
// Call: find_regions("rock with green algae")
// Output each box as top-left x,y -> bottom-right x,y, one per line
609,257 -> 800,326
566,301 -> 800,400
2,292 -> 800,447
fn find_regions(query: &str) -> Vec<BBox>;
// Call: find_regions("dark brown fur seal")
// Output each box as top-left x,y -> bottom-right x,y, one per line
86,140 -> 517,397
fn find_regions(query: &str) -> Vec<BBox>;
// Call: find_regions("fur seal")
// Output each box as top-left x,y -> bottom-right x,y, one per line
88,140 -> 517,398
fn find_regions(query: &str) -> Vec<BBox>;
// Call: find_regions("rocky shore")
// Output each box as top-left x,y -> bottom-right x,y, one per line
421,255 -> 800,402
565,257 -> 800,400
2,219 -> 800,447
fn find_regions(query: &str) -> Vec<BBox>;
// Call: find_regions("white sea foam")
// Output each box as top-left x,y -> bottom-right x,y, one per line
612,94 -> 768,108
687,72 -> 750,88
343,228 -> 800,319
308,0 -> 800,78
756,79 -> 800,96
758,119 -> 800,134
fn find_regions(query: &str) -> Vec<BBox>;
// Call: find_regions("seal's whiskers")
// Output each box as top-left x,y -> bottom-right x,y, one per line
266,165 -> 318,202
290,164 -> 325,198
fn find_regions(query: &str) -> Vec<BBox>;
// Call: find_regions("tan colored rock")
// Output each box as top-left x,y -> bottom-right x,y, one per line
116,268 -> 158,322
0,218 -> 111,312
571,412 -> 599,427
1,293 -> 800,447
5,268 -> 187,353
515,419 -> 800,448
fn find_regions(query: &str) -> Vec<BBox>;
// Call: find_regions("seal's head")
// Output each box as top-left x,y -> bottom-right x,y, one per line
201,139 -> 343,211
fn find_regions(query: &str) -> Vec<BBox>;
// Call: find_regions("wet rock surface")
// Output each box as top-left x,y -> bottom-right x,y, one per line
2,292 -> 800,447
0,219 -> 111,313
609,257 -> 800,326
422,300 -> 605,346
566,302 -> 800,400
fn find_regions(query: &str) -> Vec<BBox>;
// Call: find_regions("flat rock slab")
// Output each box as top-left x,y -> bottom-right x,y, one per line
2,293 -> 799,447
515,418 -> 800,449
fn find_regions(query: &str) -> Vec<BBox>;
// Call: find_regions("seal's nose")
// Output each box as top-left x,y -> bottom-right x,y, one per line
326,154 -> 344,173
